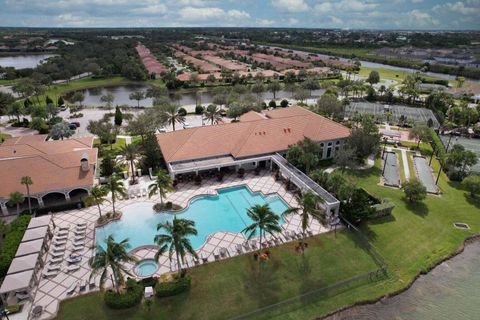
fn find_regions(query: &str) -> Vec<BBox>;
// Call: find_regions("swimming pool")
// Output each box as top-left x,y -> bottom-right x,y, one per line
95,186 -> 289,250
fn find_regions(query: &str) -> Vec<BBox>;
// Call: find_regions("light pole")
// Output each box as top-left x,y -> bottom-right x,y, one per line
382,137 -> 388,159
435,160 -> 444,185
445,133 -> 453,153
429,141 -> 436,166
382,151 -> 389,175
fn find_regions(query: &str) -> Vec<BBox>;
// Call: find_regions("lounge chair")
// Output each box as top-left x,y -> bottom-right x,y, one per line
273,238 -> 281,246
214,250 -> 220,261
53,239 -> 67,246
71,245 -> 84,252
76,225 -> 87,232
15,291 -> 29,300
58,225 -> 70,231
242,242 -> 250,251
53,246 -> 66,252
74,235 -> 85,241
46,264 -> 61,271
76,222 -> 87,227
49,256 -> 63,264
66,264 -> 80,272
79,280 -> 87,291
249,240 -> 258,250
73,240 -> 85,247
66,255 -> 82,264
55,235 -> 68,241
219,247 -> 228,258
74,230 -> 86,236
56,230 -> 69,237
201,254 -> 208,263
307,229 -> 314,237
66,282 -> 77,295
235,244 -> 243,254
89,277 -> 96,289
283,231 -> 291,240
43,270 -> 59,278
51,251 -> 64,258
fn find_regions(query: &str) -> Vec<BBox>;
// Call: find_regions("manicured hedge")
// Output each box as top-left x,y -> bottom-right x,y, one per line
104,278 -> 143,309
371,200 -> 395,219
428,128 -> 446,165
34,201 -> 84,215
155,275 -> 191,297
0,215 -> 31,278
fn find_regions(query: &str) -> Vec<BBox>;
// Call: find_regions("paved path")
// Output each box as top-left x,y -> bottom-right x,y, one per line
400,148 -> 410,181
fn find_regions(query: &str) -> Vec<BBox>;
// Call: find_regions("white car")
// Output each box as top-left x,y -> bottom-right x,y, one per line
183,122 -> 191,129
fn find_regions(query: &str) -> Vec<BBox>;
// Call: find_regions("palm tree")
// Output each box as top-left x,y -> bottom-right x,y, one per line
283,192 -> 326,254
105,175 -> 127,215
148,170 -> 174,206
84,186 -> 109,218
89,235 -> 136,293
154,217 -> 198,276
159,104 -> 185,131
9,191 -> 25,216
121,144 -> 140,184
242,204 -> 281,252
203,104 -> 222,125
20,176 -> 33,214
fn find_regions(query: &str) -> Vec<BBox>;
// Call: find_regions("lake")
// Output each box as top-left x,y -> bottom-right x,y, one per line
71,84 -> 325,107
0,54 -> 56,69
324,241 -> 480,320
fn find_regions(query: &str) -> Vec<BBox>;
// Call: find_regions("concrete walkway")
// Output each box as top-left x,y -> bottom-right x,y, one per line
400,148 -> 411,181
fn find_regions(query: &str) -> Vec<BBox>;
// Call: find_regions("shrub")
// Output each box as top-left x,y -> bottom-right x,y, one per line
0,215 -> 31,277
402,179 -> 427,202
463,175 -> 480,197
104,278 -> 143,309
371,199 -> 395,219
155,275 -> 191,297
34,202 -> 83,215
280,99 -> 289,108
194,105 -> 204,115
178,107 -> 187,116
268,100 -> 277,109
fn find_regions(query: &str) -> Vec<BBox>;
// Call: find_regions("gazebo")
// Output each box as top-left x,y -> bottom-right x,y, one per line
0,269 -> 37,304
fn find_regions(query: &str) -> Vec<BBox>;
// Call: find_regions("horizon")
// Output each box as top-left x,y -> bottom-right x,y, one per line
0,0 -> 479,30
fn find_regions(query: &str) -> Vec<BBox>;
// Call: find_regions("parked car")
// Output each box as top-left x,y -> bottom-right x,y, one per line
68,124 -> 77,130
60,105 -> 67,111
183,122 -> 191,129
70,122 -> 80,128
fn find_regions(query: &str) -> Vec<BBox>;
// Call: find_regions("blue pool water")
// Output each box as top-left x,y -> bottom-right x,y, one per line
95,186 -> 289,250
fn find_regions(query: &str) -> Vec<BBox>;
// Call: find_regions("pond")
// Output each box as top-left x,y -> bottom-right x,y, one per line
0,54 -> 56,69
69,84 -> 326,107
324,241 -> 480,320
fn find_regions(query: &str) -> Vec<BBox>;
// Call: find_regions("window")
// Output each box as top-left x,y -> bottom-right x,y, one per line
336,140 -> 340,145
328,142 -> 332,146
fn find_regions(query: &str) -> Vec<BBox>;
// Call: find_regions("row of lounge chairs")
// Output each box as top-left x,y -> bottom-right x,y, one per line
122,188 -> 148,200
66,278 -> 96,296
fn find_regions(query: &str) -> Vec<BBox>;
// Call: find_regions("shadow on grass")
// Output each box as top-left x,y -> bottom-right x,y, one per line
404,197 -> 429,217
242,255 -> 282,306
464,194 -> 480,209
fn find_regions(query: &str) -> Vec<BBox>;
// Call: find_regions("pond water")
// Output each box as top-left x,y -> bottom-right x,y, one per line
0,54 -> 56,69
325,241 -> 480,320
71,84 -> 325,107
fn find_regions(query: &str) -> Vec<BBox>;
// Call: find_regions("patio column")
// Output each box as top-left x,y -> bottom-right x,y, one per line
37,197 -> 44,208
0,201 -> 8,215
64,192 -> 71,201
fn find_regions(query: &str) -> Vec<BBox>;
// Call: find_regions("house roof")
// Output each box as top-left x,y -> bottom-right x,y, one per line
0,136 -> 97,199
157,106 -> 350,163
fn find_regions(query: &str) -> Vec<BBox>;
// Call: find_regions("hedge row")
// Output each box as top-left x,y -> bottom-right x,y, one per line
428,128 -> 446,165
0,215 -> 32,277
155,275 -> 191,297
104,278 -> 143,309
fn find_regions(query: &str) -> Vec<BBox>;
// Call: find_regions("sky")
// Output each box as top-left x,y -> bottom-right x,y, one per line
0,0 -> 479,30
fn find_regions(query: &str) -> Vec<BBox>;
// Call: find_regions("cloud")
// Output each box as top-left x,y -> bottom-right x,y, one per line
130,4 -> 168,15
314,0 -> 378,15
433,1 -> 480,15
256,19 -> 275,27
178,6 -> 250,22
271,0 -> 309,13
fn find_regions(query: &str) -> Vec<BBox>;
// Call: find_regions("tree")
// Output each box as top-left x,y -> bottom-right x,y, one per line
100,153 -> 115,177
104,175 -> 127,215
146,87 -> 168,99
114,106 -> 123,126
251,81 -> 265,97
87,120 -> 118,149
409,124 -> 430,149
268,100 -> 277,109
293,88 -> 309,104
7,102 -> 25,122
267,81 -> 282,99
446,144 -> 478,180
206,74 -> 216,84
0,92 -> 15,116
70,91 -> 85,106
402,179 -> 427,202
84,186 -> 109,218
126,112 -> 157,141
280,99 -> 289,108
287,137 -> 321,173
8,192 -> 24,216
333,146 -> 356,171
316,93 -> 343,120
154,217 -> 198,276
203,104 -> 222,125
301,77 -> 320,96
100,93 -> 115,109
347,116 -> 381,160
50,121 -> 74,140
129,91 -> 145,108
89,235 -> 136,293
463,175 -> 480,197
140,132 -> 165,172
30,117 -> 48,133
367,71 -> 380,84
157,104 -> 185,131
148,170 -> 174,206
121,144 -> 140,184
340,187 -> 375,223
283,192 -> 325,254
20,176 -> 33,214
242,204 -> 281,253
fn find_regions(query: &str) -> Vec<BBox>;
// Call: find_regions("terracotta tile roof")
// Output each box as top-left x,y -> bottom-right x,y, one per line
0,136 -> 97,199
239,111 -> 267,122
157,106 -> 350,163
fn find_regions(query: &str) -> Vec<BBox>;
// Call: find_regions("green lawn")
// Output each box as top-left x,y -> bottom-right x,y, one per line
57,232 -> 378,320
358,66 -> 445,83
56,144 -> 480,320
93,137 -> 127,155
0,132 -> 12,142
394,150 -> 406,183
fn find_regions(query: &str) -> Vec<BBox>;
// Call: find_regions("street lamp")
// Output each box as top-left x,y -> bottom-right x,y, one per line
429,141 -> 436,166
445,132 -> 453,153
435,160 -> 444,185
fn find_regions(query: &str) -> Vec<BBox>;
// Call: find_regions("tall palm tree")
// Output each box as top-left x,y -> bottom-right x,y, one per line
283,192 -> 326,254
20,176 -> 33,214
84,186 -> 109,218
203,104 -> 222,125
121,144 -> 140,184
105,175 -> 127,215
148,170 -> 174,206
159,104 -> 185,131
154,217 -> 198,276
89,235 -> 136,293
9,191 -> 25,216
242,204 -> 281,252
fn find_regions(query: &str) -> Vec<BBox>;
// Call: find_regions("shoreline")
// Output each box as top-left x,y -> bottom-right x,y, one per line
319,234 -> 480,319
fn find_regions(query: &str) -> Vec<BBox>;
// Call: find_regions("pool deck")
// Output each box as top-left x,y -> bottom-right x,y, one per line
28,170 -> 332,320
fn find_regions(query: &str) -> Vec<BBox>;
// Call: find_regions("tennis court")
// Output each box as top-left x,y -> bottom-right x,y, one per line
413,156 -> 439,194
439,135 -> 480,172
345,102 -> 440,129
383,151 -> 401,187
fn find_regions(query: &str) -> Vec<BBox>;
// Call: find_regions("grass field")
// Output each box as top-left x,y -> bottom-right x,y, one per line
56,139 -> 480,320
394,150 -> 406,183
358,66 -> 446,83
0,132 -> 12,142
